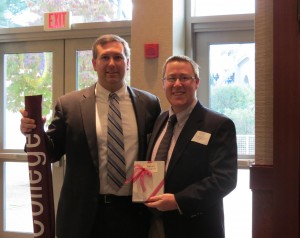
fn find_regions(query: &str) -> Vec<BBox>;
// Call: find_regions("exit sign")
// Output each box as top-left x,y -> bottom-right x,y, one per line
44,12 -> 71,31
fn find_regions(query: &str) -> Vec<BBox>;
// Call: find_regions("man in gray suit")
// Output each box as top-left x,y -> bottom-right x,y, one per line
20,34 -> 161,238
146,55 -> 237,238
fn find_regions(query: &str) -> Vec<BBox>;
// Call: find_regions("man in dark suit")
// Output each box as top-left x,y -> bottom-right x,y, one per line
146,55 -> 237,238
20,34 -> 161,238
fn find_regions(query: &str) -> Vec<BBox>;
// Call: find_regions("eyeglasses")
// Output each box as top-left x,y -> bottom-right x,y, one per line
164,75 -> 195,83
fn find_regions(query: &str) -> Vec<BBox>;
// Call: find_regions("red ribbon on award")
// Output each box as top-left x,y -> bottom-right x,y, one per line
125,164 -> 153,192
25,95 -> 55,238
126,162 -> 165,202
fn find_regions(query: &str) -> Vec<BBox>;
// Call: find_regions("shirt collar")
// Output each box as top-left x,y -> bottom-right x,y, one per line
169,99 -> 197,128
95,82 -> 127,101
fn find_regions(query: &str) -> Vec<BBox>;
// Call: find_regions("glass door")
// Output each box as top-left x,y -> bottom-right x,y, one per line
194,29 -> 254,238
0,40 -> 64,238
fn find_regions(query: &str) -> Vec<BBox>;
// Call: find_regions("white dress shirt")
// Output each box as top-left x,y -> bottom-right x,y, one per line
95,82 -> 138,195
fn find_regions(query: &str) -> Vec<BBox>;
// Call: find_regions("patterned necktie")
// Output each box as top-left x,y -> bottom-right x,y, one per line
155,114 -> 177,162
107,93 -> 126,190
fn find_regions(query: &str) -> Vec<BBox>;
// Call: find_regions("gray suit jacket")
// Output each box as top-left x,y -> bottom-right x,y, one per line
146,101 -> 237,238
44,83 -> 161,238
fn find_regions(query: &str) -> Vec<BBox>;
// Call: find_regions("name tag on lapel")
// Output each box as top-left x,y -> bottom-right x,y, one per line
191,131 -> 211,145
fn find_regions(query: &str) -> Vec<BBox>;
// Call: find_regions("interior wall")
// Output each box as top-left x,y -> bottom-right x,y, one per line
273,0 -> 300,236
255,0 -> 273,165
251,1 -> 274,237
131,0 -> 185,110
252,0 -> 300,237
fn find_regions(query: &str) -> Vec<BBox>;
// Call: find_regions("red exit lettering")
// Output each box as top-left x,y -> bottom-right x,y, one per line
48,12 -> 67,29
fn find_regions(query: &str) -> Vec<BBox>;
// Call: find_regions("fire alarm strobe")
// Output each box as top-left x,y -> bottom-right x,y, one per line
144,44 -> 159,58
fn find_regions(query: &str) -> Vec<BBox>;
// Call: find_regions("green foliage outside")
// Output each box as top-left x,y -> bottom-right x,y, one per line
210,84 -> 255,135
5,53 -> 53,122
5,50 -> 99,126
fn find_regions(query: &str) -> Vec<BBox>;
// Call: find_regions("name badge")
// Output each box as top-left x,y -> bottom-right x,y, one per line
191,131 -> 211,145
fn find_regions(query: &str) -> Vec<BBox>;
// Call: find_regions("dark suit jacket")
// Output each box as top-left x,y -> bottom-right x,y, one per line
43,83 -> 161,238
146,101 -> 237,238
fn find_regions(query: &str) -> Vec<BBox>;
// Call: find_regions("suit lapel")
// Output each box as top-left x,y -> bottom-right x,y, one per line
128,87 -> 143,134
80,84 -> 99,172
128,87 -> 146,160
145,112 -> 169,161
166,102 -> 203,179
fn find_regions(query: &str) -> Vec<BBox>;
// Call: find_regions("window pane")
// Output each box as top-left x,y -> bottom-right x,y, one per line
4,162 -> 33,233
192,0 -> 255,16
4,52 -> 53,149
209,43 -> 255,155
77,50 -> 97,90
0,0 -> 132,28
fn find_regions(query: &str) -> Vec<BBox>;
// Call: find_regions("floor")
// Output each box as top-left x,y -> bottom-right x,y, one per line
4,164 -> 252,237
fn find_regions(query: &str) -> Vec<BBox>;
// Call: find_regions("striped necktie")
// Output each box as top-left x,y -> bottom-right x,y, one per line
107,93 -> 126,190
155,114 -> 177,162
